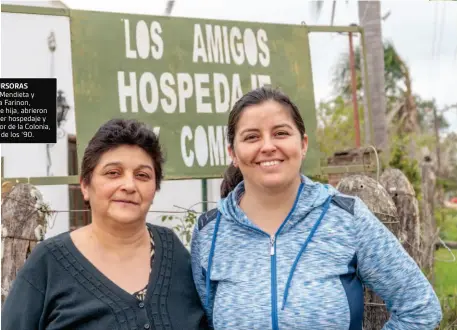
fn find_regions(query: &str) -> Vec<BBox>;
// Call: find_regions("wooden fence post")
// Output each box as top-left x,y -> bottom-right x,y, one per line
420,157 -> 438,282
379,168 -> 422,265
337,174 -> 399,330
1,183 -> 49,303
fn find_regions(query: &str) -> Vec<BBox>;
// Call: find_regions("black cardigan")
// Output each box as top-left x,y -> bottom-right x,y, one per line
1,224 -> 208,330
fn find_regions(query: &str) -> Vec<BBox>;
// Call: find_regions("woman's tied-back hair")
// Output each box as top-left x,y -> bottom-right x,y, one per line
220,86 -> 306,198
80,118 -> 165,191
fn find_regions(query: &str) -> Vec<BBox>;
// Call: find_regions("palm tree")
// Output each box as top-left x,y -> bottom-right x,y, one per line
332,41 -> 419,136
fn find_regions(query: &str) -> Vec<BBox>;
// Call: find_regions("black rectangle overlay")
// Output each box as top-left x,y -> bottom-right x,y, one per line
0,78 -> 57,143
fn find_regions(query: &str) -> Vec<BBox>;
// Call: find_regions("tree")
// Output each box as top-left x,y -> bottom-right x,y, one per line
316,96 -> 366,165
358,1 -> 388,150
332,40 -> 419,136
311,0 -> 388,150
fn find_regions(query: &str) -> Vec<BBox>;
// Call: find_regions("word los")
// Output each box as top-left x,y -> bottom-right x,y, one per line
118,72 -> 271,114
123,19 -> 163,60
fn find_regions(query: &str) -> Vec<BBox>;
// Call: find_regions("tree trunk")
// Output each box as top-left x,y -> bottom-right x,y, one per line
420,158 -> 437,282
358,0 -> 388,151
380,168 -> 421,265
337,174 -> 399,330
1,183 -> 48,303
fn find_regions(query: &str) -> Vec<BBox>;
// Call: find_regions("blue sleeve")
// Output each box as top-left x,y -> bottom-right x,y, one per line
190,223 -> 216,329
354,198 -> 442,329
1,275 -> 45,330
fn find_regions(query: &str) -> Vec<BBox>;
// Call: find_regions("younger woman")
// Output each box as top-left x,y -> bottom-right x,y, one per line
191,87 -> 442,329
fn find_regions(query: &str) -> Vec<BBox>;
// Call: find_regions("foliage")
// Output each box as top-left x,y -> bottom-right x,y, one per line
316,96 -> 365,165
415,96 -> 450,132
161,210 -> 198,249
308,174 -> 328,184
332,39 -> 451,140
332,40 -> 407,101
436,207 -> 457,242
437,177 -> 457,194
439,133 -> 457,186
388,135 -> 422,196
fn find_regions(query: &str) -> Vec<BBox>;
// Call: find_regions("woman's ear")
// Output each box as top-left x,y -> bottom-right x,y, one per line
301,134 -> 309,158
80,178 -> 90,203
228,145 -> 238,167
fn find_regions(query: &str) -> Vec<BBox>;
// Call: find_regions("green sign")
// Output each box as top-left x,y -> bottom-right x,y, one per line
70,10 -> 319,179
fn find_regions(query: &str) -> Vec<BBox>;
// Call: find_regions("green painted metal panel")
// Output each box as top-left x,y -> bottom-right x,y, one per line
1,4 -> 69,16
69,10 -> 320,179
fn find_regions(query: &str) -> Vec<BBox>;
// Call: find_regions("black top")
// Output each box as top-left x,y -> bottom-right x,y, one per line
1,223 -> 208,330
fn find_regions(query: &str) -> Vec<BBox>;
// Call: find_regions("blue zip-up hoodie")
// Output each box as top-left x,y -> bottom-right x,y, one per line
191,175 -> 442,329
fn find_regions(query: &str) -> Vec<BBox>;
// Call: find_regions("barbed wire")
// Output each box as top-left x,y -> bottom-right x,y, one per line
3,176 -> 455,262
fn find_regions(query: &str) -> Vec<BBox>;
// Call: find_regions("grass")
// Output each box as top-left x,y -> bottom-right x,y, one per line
435,247 -> 457,329
436,208 -> 457,242
434,207 -> 457,328
434,248 -> 457,298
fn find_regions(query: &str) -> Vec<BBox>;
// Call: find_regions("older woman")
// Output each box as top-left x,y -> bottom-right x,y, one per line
2,119 -> 207,330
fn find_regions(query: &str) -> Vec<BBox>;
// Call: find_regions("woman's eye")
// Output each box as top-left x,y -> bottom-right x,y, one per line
137,173 -> 150,179
276,131 -> 289,136
107,171 -> 119,176
244,135 -> 257,141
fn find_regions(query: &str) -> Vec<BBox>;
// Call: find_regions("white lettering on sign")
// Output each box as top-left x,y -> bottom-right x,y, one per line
194,126 -> 209,166
123,19 -> 163,60
257,29 -> 270,67
180,125 -> 231,167
160,73 -> 177,114
177,73 -> 194,113
194,74 -> 211,113
249,74 -> 271,90
181,126 -> 194,167
117,20 -> 278,170
230,27 -> 244,66
257,75 -> 272,88
118,72 -> 138,113
208,125 -> 225,166
139,72 -> 159,113
192,24 -> 270,67
117,71 -> 270,114
214,73 -> 230,113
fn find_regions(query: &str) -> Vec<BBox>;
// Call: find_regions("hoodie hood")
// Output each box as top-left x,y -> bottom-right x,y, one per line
217,174 -> 337,232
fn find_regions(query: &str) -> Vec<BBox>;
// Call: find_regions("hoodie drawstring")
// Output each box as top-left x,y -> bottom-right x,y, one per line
281,195 -> 333,310
205,211 -> 222,309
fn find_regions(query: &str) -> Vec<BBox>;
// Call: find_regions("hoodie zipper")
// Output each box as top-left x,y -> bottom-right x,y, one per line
238,225 -> 280,330
270,236 -> 276,255
270,235 -> 279,330
236,183 -> 304,330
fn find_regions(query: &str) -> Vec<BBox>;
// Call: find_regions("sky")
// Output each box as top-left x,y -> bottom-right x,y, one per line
60,0 -> 457,135
5,0 -> 457,134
